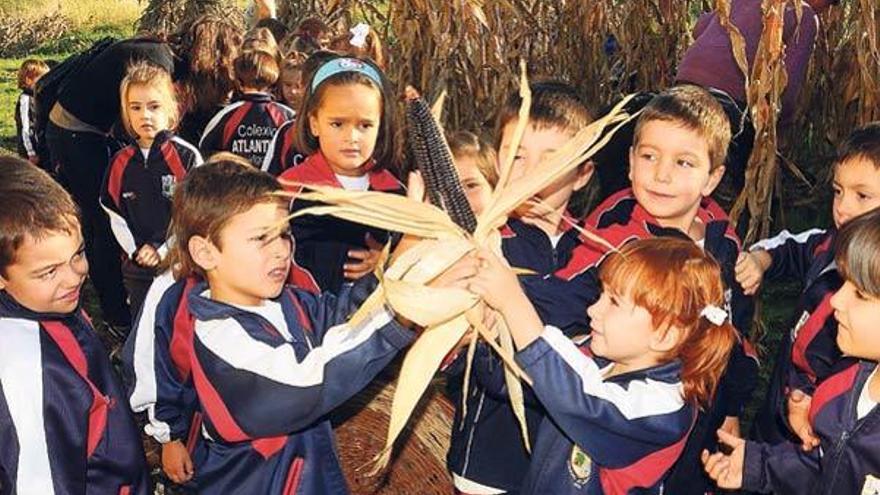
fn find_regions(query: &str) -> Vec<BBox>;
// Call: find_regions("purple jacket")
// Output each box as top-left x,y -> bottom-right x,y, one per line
676,0 -> 818,125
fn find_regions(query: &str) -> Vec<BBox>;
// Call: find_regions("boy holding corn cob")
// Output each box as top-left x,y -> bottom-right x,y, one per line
447,81 -> 595,494
160,161 -> 472,494
519,85 -> 758,494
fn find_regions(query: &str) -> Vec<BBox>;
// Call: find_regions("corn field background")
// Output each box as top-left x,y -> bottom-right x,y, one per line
0,0 -> 877,342
1,0 -> 876,240
135,0 -> 878,243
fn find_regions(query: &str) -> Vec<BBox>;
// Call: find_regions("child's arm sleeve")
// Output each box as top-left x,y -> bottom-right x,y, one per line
466,342 -> 542,406
261,125 -> 285,175
18,95 -> 37,158
750,229 -> 827,282
741,439 -> 821,494
719,278 -> 760,417
99,154 -> 139,258
788,302 -> 842,394
198,108 -> 229,158
515,326 -> 693,468
123,273 -> 199,443
520,241 -> 603,336
193,285 -> 414,437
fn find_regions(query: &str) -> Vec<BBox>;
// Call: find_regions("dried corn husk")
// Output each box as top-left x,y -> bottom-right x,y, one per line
278,67 -> 636,469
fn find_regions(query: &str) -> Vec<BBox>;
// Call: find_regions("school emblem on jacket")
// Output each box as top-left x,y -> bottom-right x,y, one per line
161,175 -> 176,199
569,444 -> 592,487
862,474 -> 880,495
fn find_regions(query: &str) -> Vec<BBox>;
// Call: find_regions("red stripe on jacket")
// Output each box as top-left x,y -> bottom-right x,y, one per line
809,363 -> 859,425
791,294 -> 835,384
42,320 -> 109,458
107,147 -> 138,207
222,102 -> 253,147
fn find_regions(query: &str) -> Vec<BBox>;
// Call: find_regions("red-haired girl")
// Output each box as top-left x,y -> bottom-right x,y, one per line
468,237 -> 737,494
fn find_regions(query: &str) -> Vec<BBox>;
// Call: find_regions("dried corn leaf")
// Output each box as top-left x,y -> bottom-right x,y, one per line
371,314 -> 471,472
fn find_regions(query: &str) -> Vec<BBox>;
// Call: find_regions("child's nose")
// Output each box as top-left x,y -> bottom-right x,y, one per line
830,284 -> 848,312
654,160 -> 673,183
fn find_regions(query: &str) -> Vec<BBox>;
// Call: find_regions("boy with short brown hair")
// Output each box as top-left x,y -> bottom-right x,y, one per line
448,81 -> 596,494
0,156 -> 149,493
162,162 -> 465,493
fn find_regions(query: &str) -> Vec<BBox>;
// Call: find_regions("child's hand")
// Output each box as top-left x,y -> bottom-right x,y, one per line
345,234 -> 383,280
135,244 -> 161,268
701,429 -> 746,490
467,248 -> 526,313
719,416 -> 742,439
428,252 -> 479,291
735,251 -> 771,296
161,439 -> 194,484
787,389 -> 820,451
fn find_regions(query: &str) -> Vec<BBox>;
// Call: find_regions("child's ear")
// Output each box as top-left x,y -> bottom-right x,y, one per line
308,113 -> 320,138
650,325 -> 681,354
702,164 -> 726,197
627,146 -> 635,182
573,160 -> 595,191
188,235 -> 219,272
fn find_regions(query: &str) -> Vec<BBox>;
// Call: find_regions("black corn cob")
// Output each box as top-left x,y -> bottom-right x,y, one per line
406,96 -> 478,234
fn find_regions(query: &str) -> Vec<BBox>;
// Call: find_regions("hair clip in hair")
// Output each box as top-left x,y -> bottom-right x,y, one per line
349,23 -> 370,48
700,305 -> 728,325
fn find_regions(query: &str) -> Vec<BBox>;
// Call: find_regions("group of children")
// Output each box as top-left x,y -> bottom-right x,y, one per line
4,12 -> 880,495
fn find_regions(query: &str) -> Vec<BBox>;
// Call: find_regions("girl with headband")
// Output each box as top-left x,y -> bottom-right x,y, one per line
278,56 -> 403,295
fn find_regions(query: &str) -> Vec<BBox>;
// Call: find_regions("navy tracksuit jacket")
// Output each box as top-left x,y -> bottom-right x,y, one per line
100,131 -> 202,259
183,275 -> 413,494
0,291 -> 149,494
749,228 -> 847,445
199,92 -> 294,167
520,329 -> 694,494
279,152 -> 403,295
446,217 -> 582,492
262,120 -> 305,176
743,360 -> 880,494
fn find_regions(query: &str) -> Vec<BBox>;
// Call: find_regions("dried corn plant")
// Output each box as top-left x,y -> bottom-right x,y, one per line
720,0 -> 791,243
278,71 -> 636,468
139,0 -> 241,34
785,0 -> 880,195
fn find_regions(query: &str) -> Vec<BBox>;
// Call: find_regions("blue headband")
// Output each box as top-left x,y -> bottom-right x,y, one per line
310,57 -> 384,92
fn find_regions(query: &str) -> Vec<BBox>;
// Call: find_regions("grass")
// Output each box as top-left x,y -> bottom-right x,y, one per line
0,0 -> 136,155
0,0 -> 141,32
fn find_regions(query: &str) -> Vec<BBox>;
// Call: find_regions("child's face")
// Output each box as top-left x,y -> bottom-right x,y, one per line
499,122 -> 592,222
309,83 -> 382,176
455,155 -> 493,217
198,201 -> 292,306
127,83 -> 173,146
629,120 -> 724,232
280,70 -> 303,109
0,225 -> 88,314
832,157 -> 880,228
831,280 -> 880,360
586,287 -> 662,368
